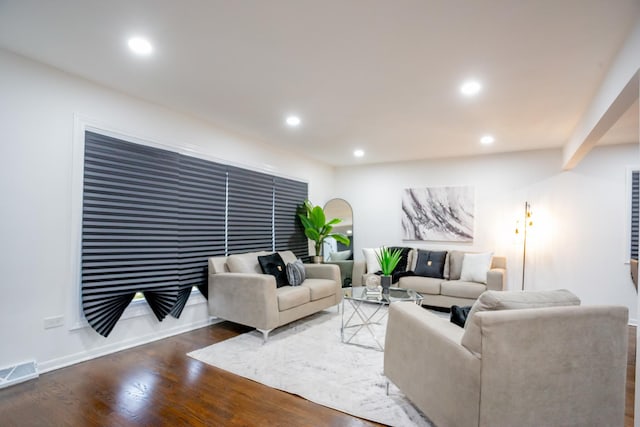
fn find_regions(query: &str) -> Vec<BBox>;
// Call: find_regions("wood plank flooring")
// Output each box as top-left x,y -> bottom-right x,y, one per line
626,326 -> 636,427
0,322 -> 635,427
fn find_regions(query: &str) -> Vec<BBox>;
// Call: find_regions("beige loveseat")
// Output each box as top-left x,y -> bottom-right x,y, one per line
208,250 -> 341,341
353,249 -> 506,308
384,290 -> 629,427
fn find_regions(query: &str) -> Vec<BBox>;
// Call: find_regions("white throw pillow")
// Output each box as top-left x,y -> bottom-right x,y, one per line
328,250 -> 352,261
459,252 -> 493,284
362,248 -> 382,273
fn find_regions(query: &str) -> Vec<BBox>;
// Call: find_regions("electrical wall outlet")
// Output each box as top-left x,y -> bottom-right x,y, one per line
43,315 -> 64,329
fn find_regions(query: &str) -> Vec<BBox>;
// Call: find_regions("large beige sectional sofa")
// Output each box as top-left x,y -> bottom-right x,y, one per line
385,290 -> 629,427
207,250 -> 341,341
353,248 -> 506,308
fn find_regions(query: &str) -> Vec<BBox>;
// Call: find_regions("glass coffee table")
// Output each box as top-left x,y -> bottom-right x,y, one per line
341,286 -> 423,351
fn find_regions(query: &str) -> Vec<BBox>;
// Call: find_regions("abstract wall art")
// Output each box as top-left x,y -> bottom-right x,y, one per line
401,186 -> 474,242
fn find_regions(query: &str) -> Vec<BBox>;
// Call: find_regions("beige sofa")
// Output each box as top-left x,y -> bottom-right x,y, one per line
208,250 -> 341,341
353,249 -> 506,308
384,290 -> 629,427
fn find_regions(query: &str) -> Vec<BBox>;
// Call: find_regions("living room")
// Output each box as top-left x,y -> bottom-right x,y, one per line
0,1 -> 639,426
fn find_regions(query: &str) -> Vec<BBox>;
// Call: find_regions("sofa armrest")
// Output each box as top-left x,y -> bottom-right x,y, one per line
384,302 -> 481,427
351,260 -> 367,286
486,267 -> 505,291
325,260 -> 353,286
304,263 -> 341,283
208,273 -> 279,330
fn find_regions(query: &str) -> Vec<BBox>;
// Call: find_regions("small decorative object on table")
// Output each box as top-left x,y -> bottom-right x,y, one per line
365,275 -> 382,298
375,246 -> 403,295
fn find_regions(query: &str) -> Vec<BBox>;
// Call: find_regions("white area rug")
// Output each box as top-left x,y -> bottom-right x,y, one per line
188,305 -> 438,427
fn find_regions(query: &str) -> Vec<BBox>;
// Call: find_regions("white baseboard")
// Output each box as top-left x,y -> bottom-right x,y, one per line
38,317 -> 222,374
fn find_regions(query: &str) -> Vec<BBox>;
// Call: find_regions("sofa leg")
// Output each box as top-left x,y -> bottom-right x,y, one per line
386,380 -> 390,396
257,328 -> 271,343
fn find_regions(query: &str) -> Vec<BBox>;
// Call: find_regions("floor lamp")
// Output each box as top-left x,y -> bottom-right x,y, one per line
515,201 -> 532,290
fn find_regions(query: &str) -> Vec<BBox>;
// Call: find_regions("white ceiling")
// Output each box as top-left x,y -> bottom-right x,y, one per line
0,0 -> 638,166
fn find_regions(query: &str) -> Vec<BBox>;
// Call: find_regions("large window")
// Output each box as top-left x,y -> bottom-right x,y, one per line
81,131 -> 307,336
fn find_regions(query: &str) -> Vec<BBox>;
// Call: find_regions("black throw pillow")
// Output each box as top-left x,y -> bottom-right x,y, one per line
413,250 -> 447,278
389,246 -> 412,275
450,305 -> 472,328
258,253 -> 289,287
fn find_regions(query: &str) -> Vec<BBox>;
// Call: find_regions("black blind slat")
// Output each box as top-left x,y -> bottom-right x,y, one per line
274,177 -> 309,258
632,171 -> 639,259
81,131 -> 309,335
176,155 -> 227,311
227,167 -> 274,255
82,131 -> 180,337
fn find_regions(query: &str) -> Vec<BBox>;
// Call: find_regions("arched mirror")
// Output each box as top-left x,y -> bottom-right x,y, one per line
323,198 -> 353,260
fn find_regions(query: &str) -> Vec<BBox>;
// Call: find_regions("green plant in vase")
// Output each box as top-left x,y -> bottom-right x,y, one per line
375,246 -> 403,294
298,200 -> 350,263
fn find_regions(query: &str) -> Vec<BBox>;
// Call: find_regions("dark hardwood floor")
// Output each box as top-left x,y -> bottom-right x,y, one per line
0,321 -> 380,427
0,323 -> 635,426
626,326 -> 636,427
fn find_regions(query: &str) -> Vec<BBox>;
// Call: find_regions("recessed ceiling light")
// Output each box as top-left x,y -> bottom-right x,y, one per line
460,80 -> 482,96
128,37 -> 153,55
353,149 -> 364,158
286,116 -> 301,127
480,135 -> 495,145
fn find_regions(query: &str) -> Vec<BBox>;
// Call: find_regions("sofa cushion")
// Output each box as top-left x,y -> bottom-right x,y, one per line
398,275 -> 442,295
461,289 -> 581,356
227,251 -> 270,274
460,252 -> 493,284
390,246 -> 412,274
286,259 -> 306,286
258,253 -> 289,287
414,249 -> 447,278
407,249 -> 418,271
278,250 -> 297,265
301,278 -> 336,301
208,256 -> 228,274
277,286 -> 311,311
441,281 -> 486,299
450,305 -> 472,327
362,247 -> 382,273
328,250 -> 352,261
443,252 -> 450,280
448,250 -> 466,280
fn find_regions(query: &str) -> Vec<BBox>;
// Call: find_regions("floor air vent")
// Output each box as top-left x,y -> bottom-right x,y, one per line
0,360 -> 38,389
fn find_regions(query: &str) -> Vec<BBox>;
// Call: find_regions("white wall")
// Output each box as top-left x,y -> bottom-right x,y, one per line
333,145 -> 638,322
0,49 -> 334,371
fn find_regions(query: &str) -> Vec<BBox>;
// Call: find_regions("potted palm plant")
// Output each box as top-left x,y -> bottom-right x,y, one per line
298,200 -> 350,263
375,246 -> 403,294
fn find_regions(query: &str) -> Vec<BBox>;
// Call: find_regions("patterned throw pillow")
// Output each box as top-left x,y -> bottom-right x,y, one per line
286,259 -> 306,286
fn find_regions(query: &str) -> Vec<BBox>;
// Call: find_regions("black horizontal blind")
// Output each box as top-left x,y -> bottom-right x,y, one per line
82,132 -> 180,337
81,132 -> 308,337
172,155 -> 227,316
632,170 -> 639,260
227,166 -> 274,254
274,177 -> 309,258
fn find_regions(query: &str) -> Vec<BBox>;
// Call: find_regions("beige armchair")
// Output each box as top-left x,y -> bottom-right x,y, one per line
384,290 -> 629,427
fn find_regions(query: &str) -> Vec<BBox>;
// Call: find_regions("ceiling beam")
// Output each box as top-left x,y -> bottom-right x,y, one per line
563,20 -> 640,170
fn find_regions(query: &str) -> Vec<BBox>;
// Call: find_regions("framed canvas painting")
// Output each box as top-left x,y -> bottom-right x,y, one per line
401,186 -> 474,242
